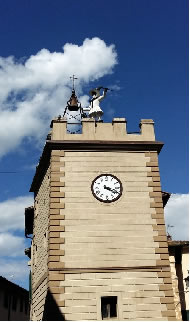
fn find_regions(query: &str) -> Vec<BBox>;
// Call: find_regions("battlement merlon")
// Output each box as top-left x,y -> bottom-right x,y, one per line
50,118 -> 156,141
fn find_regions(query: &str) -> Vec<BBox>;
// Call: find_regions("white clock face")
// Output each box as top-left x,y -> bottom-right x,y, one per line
91,174 -> 122,203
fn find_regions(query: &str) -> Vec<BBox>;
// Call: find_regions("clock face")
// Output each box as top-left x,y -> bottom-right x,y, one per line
91,174 -> 122,203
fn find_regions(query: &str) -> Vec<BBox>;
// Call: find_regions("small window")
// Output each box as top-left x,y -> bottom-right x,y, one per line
12,296 -> 17,311
101,296 -> 117,320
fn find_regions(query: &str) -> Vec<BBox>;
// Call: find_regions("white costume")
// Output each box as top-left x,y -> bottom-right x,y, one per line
89,88 -> 107,120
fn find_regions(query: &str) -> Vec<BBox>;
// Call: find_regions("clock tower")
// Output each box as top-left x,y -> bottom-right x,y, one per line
26,89 -> 176,320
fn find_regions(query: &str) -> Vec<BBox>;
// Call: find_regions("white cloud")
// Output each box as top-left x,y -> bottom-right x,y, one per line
164,194 -> 189,241
0,232 -> 25,256
0,195 -> 33,232
0,37 -> 117,158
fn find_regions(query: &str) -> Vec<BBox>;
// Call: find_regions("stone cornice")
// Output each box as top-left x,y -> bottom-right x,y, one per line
30,139 -> 164,193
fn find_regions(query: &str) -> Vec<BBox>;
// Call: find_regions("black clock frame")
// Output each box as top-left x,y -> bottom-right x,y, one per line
91,174 -> 123,203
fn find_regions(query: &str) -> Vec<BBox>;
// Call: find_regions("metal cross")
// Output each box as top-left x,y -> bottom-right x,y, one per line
70,75 -> 78,90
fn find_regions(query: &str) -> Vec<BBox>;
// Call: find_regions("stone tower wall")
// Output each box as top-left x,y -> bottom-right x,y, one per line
30,118 -> 177,320
31,167 -> 50,320
47,148 -> 176,320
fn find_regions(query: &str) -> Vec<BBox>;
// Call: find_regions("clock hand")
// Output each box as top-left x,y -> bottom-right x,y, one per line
104,185 -> 119,194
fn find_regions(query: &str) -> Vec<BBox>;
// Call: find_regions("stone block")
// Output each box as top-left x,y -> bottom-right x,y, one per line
157,272 -> 171,278
48,255 -> 60,262
49,232 -> 60,238
49,219 -> 60,226
51,150 -> 65,156
50,203 -> 65,209
150,167 -> 160,172
51,182 -> 65,187
51,175 -> 62,182
48,262 -> 65,269
157,230 -> 167,236
155,208 -> 164,214
155,247 -> 168,253
49,226 -> 65,232
158,242 -> 168,248
148,182 -> 161,187
51,166 -> 61,172
155,219 -> 165,224
150,202 -> 163,208
51,156 -> 60,162
49,244 -> 60,250
160,291 -> 174,304
161,310 -> 176,317
49,237 -> 65,244
50,198 -> 60,203
159,285 -> 173,291
49,250 -> 65,256
163,278 -> 172,284
153,186 -> 162,192
48,280 -> 60,287
51,186 -> 61,192
156,260 -> 170,266
153,224 -> 165,231
160,254 -> 169,260
154,197 -> 163,203
154,236 -> 167,242
149,192 -> 162,197
50,208 -> 60,215
49,273 -> 65,281
51,192 -> 65,198
56,300 -> 65,307
166,304 -> 175,310
49,286 -> 65,294
152,176 -> 161,182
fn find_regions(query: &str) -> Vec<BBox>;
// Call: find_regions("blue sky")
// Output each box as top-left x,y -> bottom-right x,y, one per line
0,0 -> 188,290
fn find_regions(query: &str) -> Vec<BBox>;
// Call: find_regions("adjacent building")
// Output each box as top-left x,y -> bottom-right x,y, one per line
168,240 -> 189,321
0,276 -> 29,321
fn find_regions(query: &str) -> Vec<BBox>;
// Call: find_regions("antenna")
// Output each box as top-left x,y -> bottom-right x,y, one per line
167,224 -> 174,240
70,74 -> 78,91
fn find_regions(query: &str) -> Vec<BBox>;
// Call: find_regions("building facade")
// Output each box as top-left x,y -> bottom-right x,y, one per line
26,92 -> 177,320
168,241 -> 189,321
0,276 -> 29,321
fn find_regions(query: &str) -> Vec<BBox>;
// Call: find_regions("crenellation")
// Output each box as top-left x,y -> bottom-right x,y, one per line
51,117 -> 156,141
